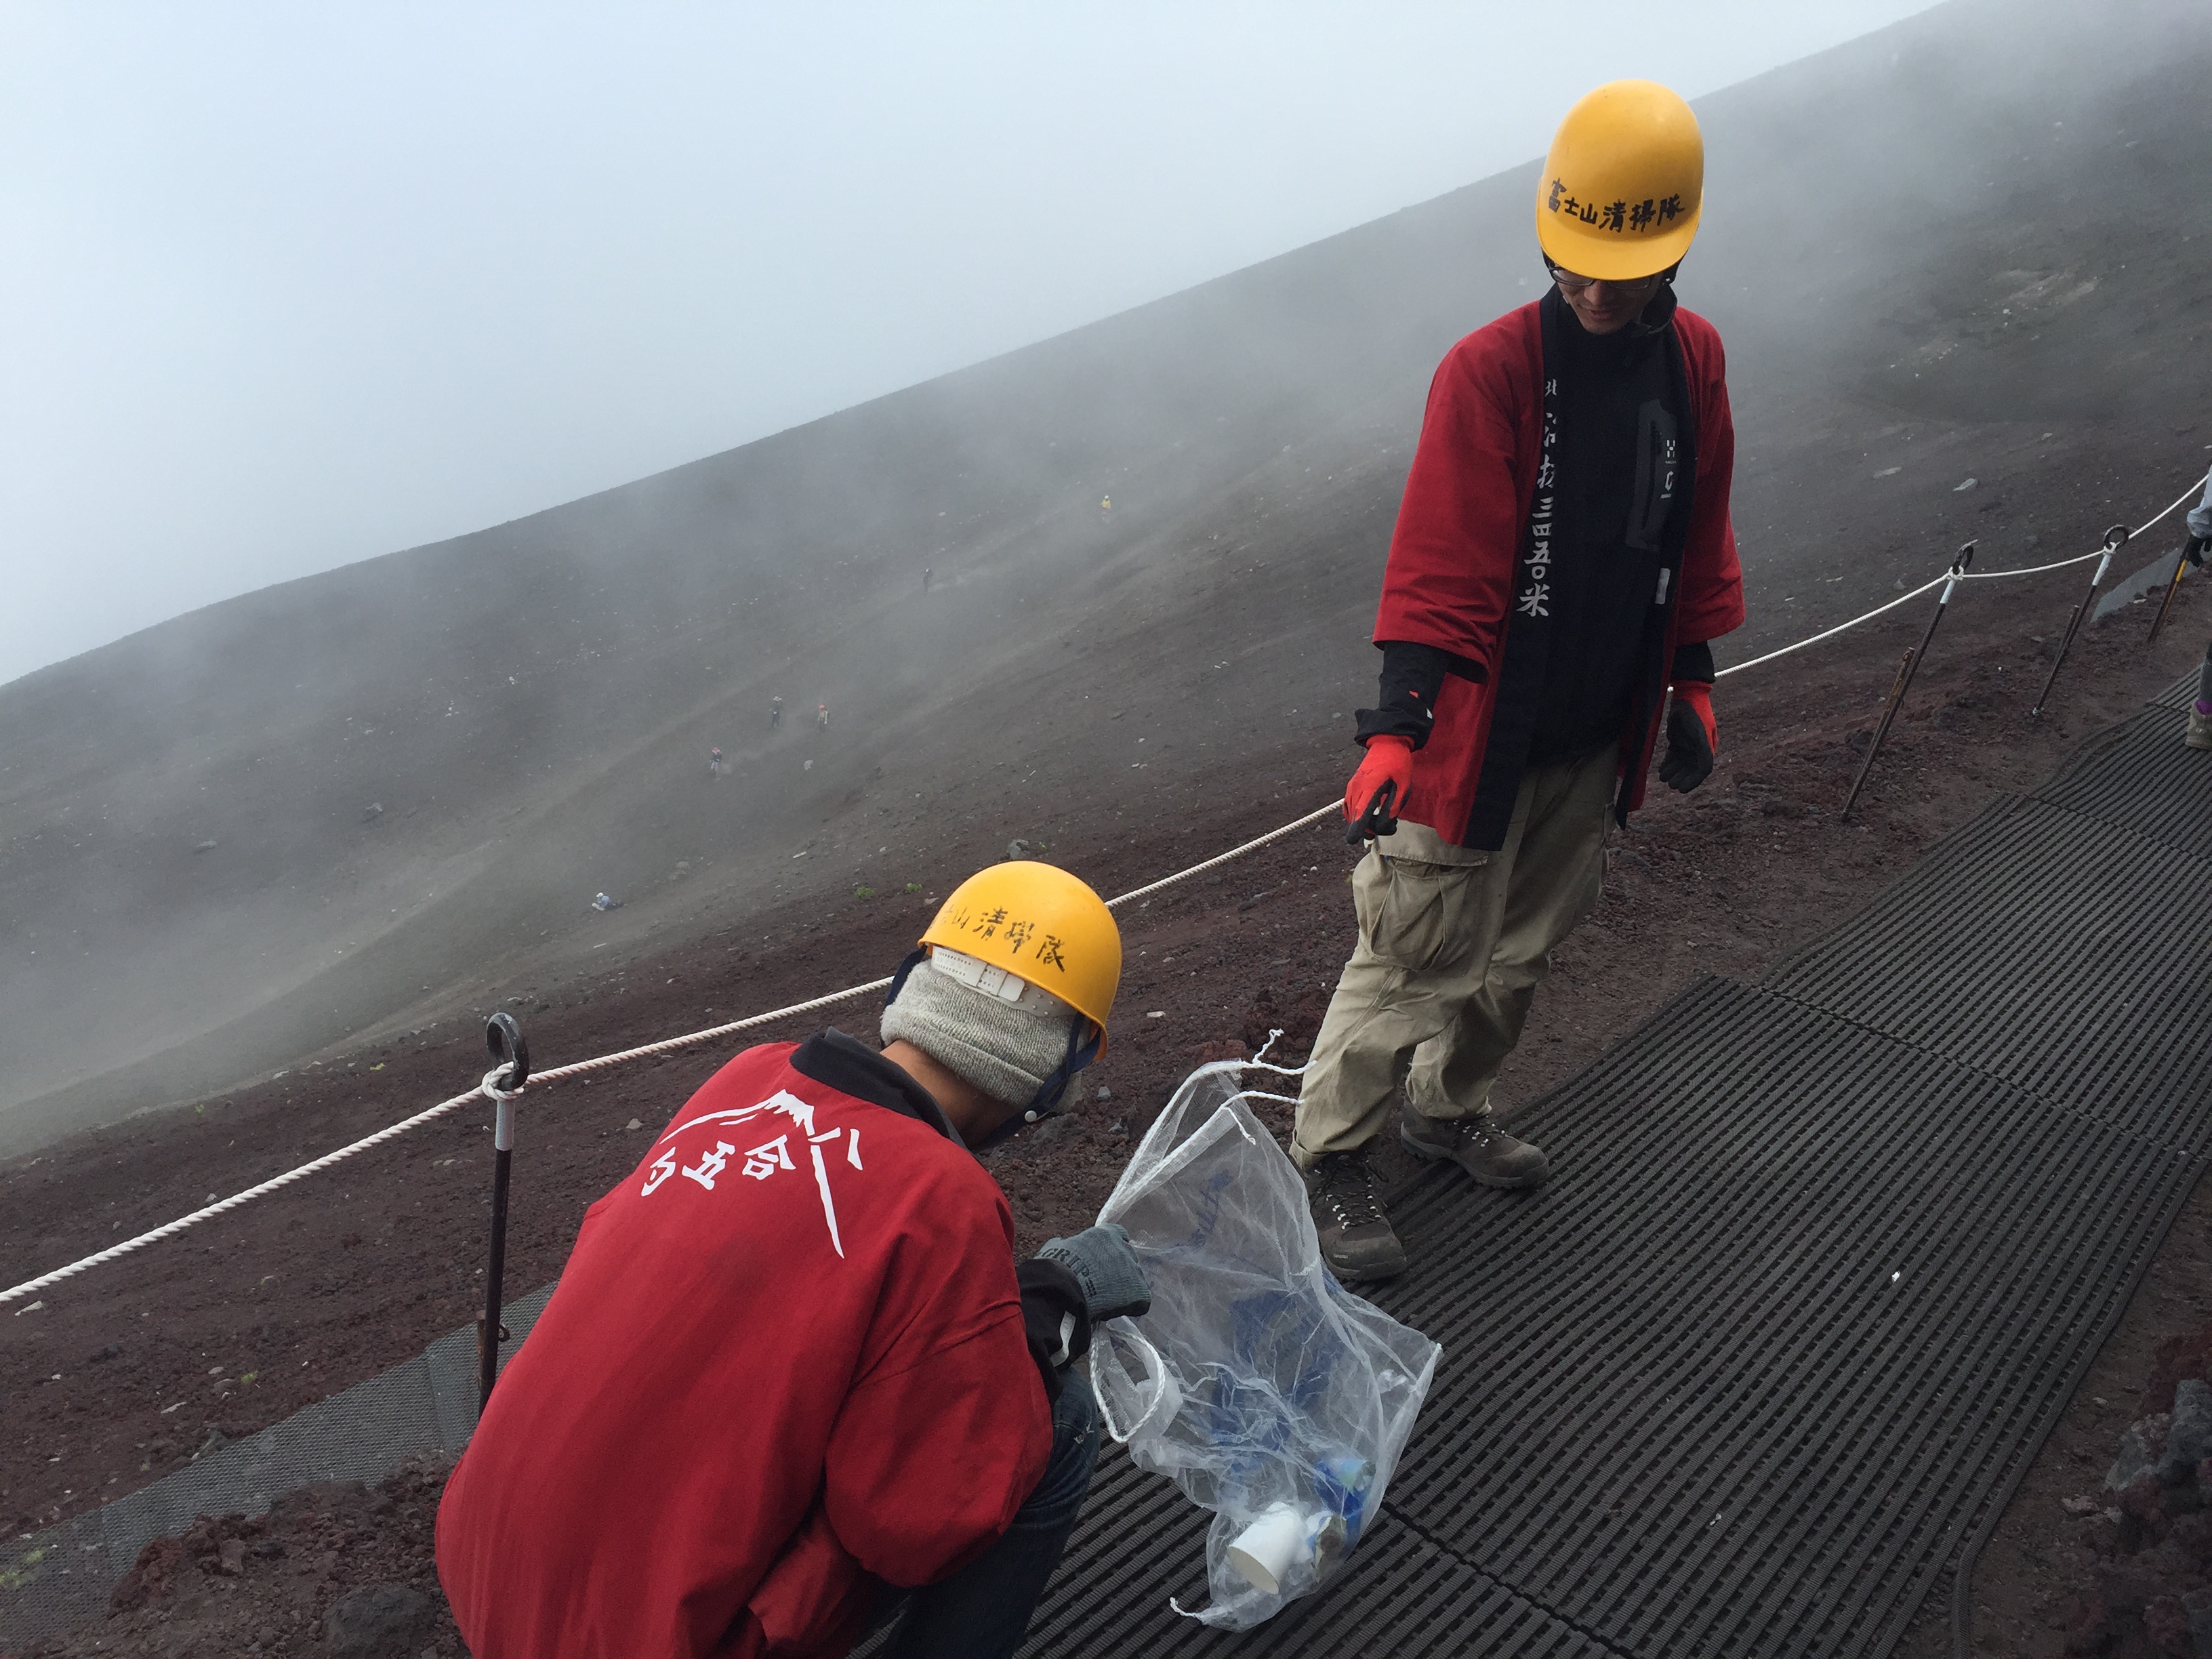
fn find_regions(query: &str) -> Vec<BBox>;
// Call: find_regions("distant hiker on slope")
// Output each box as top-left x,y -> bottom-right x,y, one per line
1295,79 -> 1745,1285
771,695 -> 784,729
2183,470 -> 2212,750
437,861 -> 1139,1659
710,745 -> 724,777
817,702 -> 831,731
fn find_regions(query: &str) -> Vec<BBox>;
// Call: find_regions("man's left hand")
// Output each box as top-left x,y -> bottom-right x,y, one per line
1660,682 -> 1717,793
1038,1223 -> 1151,1323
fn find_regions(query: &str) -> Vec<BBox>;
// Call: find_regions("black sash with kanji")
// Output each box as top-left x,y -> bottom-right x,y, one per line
1457,288 -> 1699,849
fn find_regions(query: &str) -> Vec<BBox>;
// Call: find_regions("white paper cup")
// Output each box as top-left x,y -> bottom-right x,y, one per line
1226,1502 -> 1312,1595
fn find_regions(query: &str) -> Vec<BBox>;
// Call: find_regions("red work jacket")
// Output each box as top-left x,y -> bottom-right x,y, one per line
436,1034 -> 1050,1658
1374,298 -> 1745,841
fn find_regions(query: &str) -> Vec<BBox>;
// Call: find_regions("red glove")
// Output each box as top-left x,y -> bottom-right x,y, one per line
1344,736 -> 1415,829
1660,682 -> 1717,793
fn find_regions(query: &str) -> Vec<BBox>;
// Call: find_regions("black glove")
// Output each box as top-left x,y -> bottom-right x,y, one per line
2188,535 -> 2208,570
1659,682 -> 1716,793
1036,1223 -> 1151,1323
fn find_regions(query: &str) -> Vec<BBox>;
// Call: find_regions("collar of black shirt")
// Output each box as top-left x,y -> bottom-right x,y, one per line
791,1027 -> 966,1148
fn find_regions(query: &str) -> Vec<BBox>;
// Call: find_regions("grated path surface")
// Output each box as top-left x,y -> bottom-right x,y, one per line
1016,1449 -> 1614,1658
2036,705 -> 2212,862
1021,684 -> 2212,1658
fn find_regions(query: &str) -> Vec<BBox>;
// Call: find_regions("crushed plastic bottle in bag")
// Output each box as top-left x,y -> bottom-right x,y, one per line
1088,1054 -> 1440,1629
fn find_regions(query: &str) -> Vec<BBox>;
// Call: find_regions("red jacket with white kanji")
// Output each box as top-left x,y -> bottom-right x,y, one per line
1374,298 -> 1744,840
436,1034 -> 1052,1659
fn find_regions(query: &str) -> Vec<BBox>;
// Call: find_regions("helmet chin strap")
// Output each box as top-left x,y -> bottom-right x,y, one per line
974,1016 -> 1101,1151
884,946 -> 928,1009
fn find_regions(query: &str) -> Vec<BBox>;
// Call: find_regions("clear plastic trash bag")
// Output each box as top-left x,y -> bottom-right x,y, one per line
1088,1058 -> 1441,1629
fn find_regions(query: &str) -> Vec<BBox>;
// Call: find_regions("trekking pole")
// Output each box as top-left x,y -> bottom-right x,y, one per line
2030,525 -> 2128,718
478,1012 -> 530,1417
2149,533 -> 2194,647
1843,541 -> 1975,821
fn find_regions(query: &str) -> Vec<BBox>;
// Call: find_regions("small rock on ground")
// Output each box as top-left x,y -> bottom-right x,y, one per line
323,1582 -> 437,1658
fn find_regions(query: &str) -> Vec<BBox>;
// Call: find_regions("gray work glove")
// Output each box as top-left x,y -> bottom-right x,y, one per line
1036,1223 -> 1152,1323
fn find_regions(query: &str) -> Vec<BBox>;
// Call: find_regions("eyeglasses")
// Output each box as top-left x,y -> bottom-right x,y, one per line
1544,261 -> 1662,296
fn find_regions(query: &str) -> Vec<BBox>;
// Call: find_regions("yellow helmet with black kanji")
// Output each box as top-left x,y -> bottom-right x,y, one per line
1536,79 -> 1704,282
918,860 -> 1121,1043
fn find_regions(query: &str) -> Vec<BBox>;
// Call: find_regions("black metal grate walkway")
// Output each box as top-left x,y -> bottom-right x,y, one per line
1021,684 -> 2212,1658
2034,705 -> 2212,863
2150,666 -> 2199,711
1763,794 -> 2212,1147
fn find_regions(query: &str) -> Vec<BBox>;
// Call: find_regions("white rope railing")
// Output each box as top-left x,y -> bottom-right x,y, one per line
2121,470 -> 2212,543
7,467 -> 2207,1307
0,1071 -> 519,1307
2,805 -> 1340,1305
1102,804 -> 1340,908
1715,468 -> 2211,680
1715,574 -> 1951,680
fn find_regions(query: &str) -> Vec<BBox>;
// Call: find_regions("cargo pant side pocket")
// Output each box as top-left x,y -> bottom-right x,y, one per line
1352,853 -> 1485,972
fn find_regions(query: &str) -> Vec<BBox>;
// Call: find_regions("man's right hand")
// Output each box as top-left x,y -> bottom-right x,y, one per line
1344,736 -> 1415,834
2188,535 -> 2208,570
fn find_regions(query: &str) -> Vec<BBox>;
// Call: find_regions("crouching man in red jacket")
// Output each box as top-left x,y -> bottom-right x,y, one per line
1298,80 -> 1746,1283
437,860 -> 1145,1658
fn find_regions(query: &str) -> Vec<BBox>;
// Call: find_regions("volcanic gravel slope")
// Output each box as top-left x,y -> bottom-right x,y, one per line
3,0 -> 2209,1151
5,0 -> 2212,1654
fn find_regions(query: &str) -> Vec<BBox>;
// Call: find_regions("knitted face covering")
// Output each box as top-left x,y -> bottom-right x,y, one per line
880,954 -> 1079,1113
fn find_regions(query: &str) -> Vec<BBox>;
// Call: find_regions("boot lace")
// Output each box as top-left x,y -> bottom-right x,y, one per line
1420,1112 -> 1496,1153
1317,1154 -> 1385,1228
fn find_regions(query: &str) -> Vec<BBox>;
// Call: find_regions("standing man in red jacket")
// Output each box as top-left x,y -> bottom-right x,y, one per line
437,860 -> 1147,1658
1296,80 -> 1746,1284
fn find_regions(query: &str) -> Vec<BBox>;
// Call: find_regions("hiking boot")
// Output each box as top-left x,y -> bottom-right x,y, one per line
1307,1150 -> 1408,1284
1401,1109 -> 1551,1189
2188,708 -> 2212,751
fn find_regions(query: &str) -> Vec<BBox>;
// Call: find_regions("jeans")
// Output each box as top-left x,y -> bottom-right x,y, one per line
879,1368 -> 1101,1659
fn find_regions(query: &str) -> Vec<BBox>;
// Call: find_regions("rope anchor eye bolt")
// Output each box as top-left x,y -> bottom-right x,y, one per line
484,1012 -> 530,1094
1946,539 -> 1978,588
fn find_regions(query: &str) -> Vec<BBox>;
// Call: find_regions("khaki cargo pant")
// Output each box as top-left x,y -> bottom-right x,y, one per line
1292,745 -> 1616,1168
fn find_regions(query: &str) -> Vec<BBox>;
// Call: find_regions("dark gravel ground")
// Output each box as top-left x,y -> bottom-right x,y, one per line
7,568 -> 2211,1656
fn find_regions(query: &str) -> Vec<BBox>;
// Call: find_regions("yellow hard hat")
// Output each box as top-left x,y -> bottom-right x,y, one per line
919,861 -> 1121,1040
1536,80 -> 1703,282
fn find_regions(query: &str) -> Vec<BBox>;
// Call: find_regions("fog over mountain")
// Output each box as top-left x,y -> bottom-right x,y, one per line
2,0 -> 2208,1155
1,2 -> 1938,686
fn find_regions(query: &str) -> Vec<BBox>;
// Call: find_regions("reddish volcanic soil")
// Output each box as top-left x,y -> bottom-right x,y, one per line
5,6 -> 2212,1652
7,562 -> 2212,1655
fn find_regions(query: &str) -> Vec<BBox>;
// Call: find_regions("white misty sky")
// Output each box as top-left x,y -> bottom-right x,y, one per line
0,1 -> 1933,687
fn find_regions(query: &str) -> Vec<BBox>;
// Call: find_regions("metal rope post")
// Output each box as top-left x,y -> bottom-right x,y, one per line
2030,525 -> 2127,718
1843,541 -> 1975,820
478,1013 -> 530,1416
2148,535 -> 2194,646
